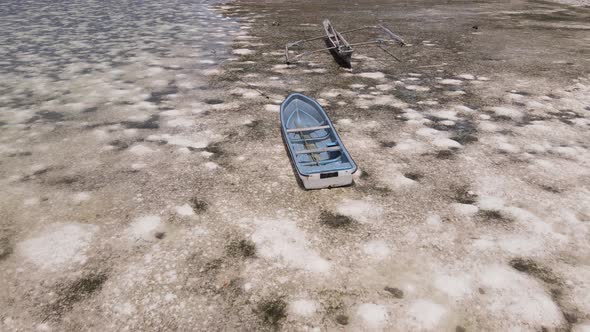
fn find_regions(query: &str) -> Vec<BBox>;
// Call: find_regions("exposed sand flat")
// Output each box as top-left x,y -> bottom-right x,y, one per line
1,0 -> 590,331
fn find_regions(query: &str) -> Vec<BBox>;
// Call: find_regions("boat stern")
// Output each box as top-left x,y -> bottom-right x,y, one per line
299,169 -> 355,190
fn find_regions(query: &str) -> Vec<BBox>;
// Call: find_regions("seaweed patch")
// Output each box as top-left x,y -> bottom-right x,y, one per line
122,114 -> 159,129
509,258 -> 560,285
226,239 -> 256,258
256,296 -> 287,327
44,272 -> 108,319
319,210 -> 355,228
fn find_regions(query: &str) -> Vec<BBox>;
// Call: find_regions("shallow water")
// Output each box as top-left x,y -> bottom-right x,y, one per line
0,0 -> 238,110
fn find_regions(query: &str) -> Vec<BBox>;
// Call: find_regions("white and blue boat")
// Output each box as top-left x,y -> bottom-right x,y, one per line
280,93 -> 357,189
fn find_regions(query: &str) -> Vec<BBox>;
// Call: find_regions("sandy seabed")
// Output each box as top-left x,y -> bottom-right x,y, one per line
1,0 -> 590,331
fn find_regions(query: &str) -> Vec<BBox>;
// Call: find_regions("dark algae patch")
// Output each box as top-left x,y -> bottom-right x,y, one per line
454,186 -> 478,204
359,169 -> 370,179
0,236 -> 13,261
45,272 -> 108,319
8,151 -> 32,157
205,98 -> 224,105
509,258 -> 560,285
82,106 -> 98,113
449,120 -> 478,145
256,296 -> 287,328
404,172 -> 423,181
109,139 -> 130,150
202,258 -> 224,274
319,210 -> 354,228
226,239 -> 256,258
190,197 -> 208,212
145,85 -> 179,104
435,150 -> 456,159
122,114 -> 159,129
26,111 -> 65,123
384,286 -> 404,298
335,314 -> 349,325
380,141 -> 397,148
476,210 -> 512,223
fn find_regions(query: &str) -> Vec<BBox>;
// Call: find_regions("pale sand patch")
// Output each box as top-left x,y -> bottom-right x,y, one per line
429,110 -> 459,120
440,79 -> 463,85
416,127 -> 441,137
453,105 -> 476,113
264,104 -> 280,112
336,199 -> 383,224
203,68 -> 221,76
404,299 -> 448,330
356,303 -> 388,329
131,162 -> 146,170
72,192 -> 91,203
376,84 -> 394,91
357,72 -> 386,80
203,161 -> 219,170
451,203 -> 479,216
380,165 -> 417,190
487,106 -> 523,119
23,197 -> 40,206
363,240 -> 391,260
175,204 -> 195,216
232,48 -> 255,55
230,87 -> 260,99
434,274 -> 472,298
479,122 -> 500,132
478,265 -> 564,327
355,95 -> 408,109
445,90 -> 466,96
128,215 -> 164,242
166,117 -> 195,127
405,85 -> 430,92
129,144 -> 154,156
337,118 -> 353,126
572,323 -> 590,332
147,134 -> 212,149
17,223 -> 99,270
394,139 -> 428,154
456,74 -> 475,80
289,299 -> 318,317
432,138 -> 462,149
426,214 -> 443,228
250,218 -> 330,273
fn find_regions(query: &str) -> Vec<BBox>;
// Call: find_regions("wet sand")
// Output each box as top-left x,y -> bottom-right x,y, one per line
1,0 -> 590,331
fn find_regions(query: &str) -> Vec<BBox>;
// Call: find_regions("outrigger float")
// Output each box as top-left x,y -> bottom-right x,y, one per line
285,19 -> 405,69
280,93 -> 357,189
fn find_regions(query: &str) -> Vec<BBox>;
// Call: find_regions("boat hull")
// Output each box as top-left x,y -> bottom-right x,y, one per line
280,93 -> 357,190
300,170 -> 355,189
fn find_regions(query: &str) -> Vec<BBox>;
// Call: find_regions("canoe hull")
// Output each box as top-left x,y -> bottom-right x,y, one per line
322,19 -> 353,69
280,93 -> 357,190
323,37 -> 352,69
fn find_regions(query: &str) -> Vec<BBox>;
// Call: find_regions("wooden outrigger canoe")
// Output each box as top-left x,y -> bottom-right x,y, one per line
285,19 -> 405,69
